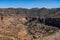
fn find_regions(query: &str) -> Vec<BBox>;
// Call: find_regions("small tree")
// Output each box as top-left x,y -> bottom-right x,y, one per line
0,13 -> 3,20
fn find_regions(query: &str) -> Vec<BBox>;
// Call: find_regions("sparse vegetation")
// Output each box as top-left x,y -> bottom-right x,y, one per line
0,8 -> 60,40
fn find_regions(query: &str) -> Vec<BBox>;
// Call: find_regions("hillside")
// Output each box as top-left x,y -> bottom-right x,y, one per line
0,8 -> 60,40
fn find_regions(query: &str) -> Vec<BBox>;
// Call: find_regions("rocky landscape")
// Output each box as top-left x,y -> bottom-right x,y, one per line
0,8 -> 60,40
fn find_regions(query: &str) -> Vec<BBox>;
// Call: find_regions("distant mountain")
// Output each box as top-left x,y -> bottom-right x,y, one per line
0,8 -> 60,18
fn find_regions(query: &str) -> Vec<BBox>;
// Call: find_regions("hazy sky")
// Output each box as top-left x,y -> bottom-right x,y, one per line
0,0 -> 60,8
